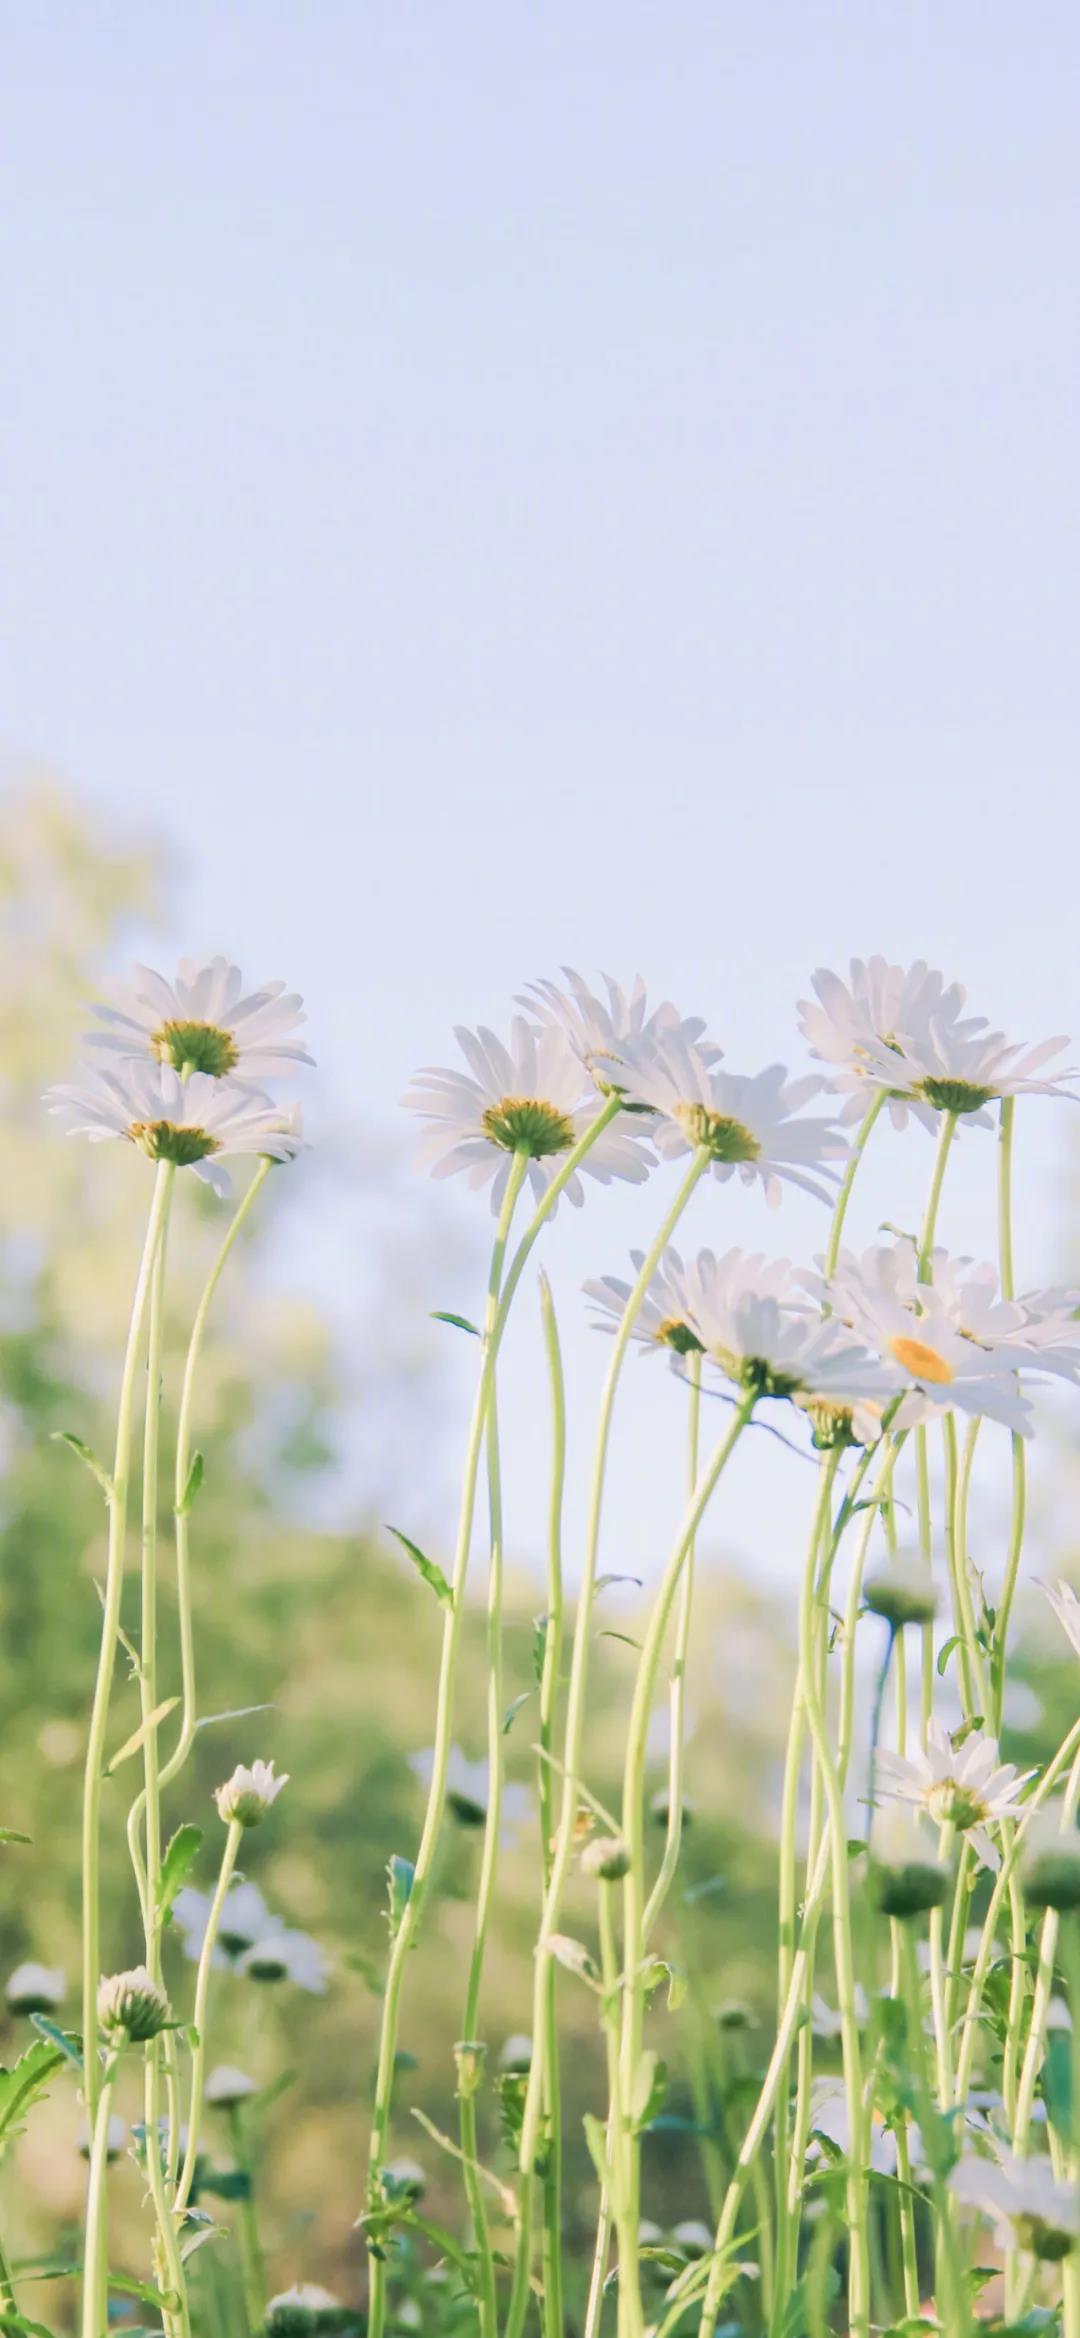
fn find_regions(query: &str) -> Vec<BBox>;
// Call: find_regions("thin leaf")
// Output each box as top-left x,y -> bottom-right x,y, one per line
386,1526 -> 453,1610
430,1311 -> 480,1337
0,1829 -> 31,1847
582,2112 -> 611,2186
502,1692 -> 531,1737
194,1702 -> 273,1733
51,1429 -> 114,1500
158,1825 -> 204,1922
27,2019 -> 82,2073
175,1450 -> 204,1516
544,1933 -> 600,1987
105,1698 -> 180,1775
595,1573 -> 643,1594
598,1629 -> 642,1650
386,1854 -> 415,1940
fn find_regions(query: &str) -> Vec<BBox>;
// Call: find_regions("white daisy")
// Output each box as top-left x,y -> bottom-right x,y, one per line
77,2112 -> 127,2162
46,1061 -> 304,1197
173,1879 -> 280,1968
807,2078 -> 897,2174
685,1249 -> 896,1418
817,1245 -> 1035,1435
584,1246 -> 714,1360
215,1759 -> 289,1829
265,2285 -> 343,2334
409,1746 -> 531,1844
949,2148 -> 1080,2260
86,956 -> 313,1082
854,1019 -> 1076,1128
206,2063 -> 258,2108
1044,1578 -> 1080,1661
606,1030 -> 846,1205
797,958 -> 973,1131
403,1016 -> 653,1214
876,1718 -> 1034,1871
4,1961 -> 66,2016
915,1252 -> 1080,1383
238,1927 -> 328,1993
811,1986 -> 870,2039
520,968 -> 720,1100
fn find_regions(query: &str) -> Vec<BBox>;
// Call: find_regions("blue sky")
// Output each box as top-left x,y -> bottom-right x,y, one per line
3,3 -> 1079,1593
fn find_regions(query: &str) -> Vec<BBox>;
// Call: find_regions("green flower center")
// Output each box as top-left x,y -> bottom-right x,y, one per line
128,1119 -> 219,1166
1016,2213 -> 1075,2262
447,1788 -> 488,1828
654,1317 -> 704,1356
481,1095 -> 577,1157
151,1018 -> 239,1077
928,1779 -> 988,1832
675,1105 -> 761,1163
709,1345 -> 797,1400
918,1076 -> 994,1115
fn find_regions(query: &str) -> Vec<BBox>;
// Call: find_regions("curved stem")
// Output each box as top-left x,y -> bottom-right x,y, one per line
82,1162 -> 174,2116
505,1149 -> 711,2338
537,1273 -> 566,2338
643,1350 -> 702,1937
456,1385 -> 506,2338
175,1819 -> 243,2214
917,1112 -> 957,1282
824,1091 -> 886,1279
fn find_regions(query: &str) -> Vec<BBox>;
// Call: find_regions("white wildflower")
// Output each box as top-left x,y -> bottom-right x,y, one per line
238,1928 -> 328,1993
215,1758 -> 288,1829
876,1718 -> 1034,1871
797,958 -> 973,1130
521,968 -> 719,1098
206,2063 -> 258,2108
403,1016 -> 652,1213
854,1020 -> 1076,1127
818,1244 -> 1035,1434
950,2147 -> 1080,2260
46,1061 -> 303,1196
607,1029 -> 846,1204
87,956 -> 313,1081
4,1962 -> 66,2016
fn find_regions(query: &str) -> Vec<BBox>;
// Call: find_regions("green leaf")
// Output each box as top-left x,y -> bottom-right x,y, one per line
502,1692 -> 531,1737
0,2312 -> 60,2336
158,1825 -> 204,1922
386,1526 -> 453,1609
386,1854 -> 415,1939
641,1956 -> 686,2012
544,1933 -> 599,1987
194,1703 -> 273,1732
631,2049 -> 668,2130
175,1450 -> 205,1516
108,2272 -> 179,2310
937,1635 -> 961,1677
598,1629 -> 642,1651
0,2037 -> 69,2159
430,1311 -> 480,1337
0,1829 -> 31,1846
532,1614 -> 549,1685
1043,2029 -> 1072,2141
200,2165 -> 252,2200
27,2019 -> 83,2073
105,1697 -> 180,1774
595,1573 -> 643,1594
50,1429 -> 114,1500
582,2112 -> 611,2186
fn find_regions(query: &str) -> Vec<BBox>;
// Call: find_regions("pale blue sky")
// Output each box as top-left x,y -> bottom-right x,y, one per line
3,3 -> 1079,1599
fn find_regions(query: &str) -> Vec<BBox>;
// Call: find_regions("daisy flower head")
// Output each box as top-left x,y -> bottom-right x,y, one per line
46,1061 -> 304,1197
238,1927 -> 328,1993
86,956 -> 313,1082
410,1745 -> 531,1843
173,1879 -> 279,1968
807,2079 -> 897,2174
876,1717 -> 1034,1871
403,1016 -> 653,1214
818,1244 -> 1036,1435
1020,1806 -> 1080,1914
520,968 -> 719,1102
797,957 -> 973,1130
949,2147 -> 1080,2261
215,1758 -> 288,1829
686,1248 -> 896,1421
264,2284 -> 344,2336
584,1246 -> 712,1362
854,1017 -> 1076,1128
606,1028 -> 847,1206
5,1961 -> 67,2017
206,2064 -> 258,2109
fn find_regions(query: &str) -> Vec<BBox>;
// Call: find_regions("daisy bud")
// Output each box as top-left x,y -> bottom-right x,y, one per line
4,1961 -> 66,2017
264,2286 -> 343,2336
1021,1811 -> 1080,1914
714,1999 -> 754,2032
77,2112 -> 126,2162
864,1559 -> 939,1632
453,2038 -> 487,2097
97,1965 -> 171,2044
214,1758 -> 288,1829
498,2032 -> 533,2074
871,1808 -> 948,1921
580,1834 -> 632,1882
650,1788 -> 695,1829
206,2064 -> 258,2109
672,2221 -> 713,2259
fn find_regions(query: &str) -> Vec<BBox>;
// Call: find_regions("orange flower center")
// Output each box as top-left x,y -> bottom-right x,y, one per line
889,1334 -> 955,1386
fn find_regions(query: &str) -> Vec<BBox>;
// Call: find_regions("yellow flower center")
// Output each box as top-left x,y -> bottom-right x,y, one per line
128,1119 -> 219,1167
150,1018 -> 239,1077
889,1335 -> 955,1386
480,1095 -> 577,1157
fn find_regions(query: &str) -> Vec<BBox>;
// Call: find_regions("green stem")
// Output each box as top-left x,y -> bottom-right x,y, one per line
614,1396 -> 755,2338
643,1350 -> 702,1937
537,1274 -> 566,2338
823,1090 -> 886,1279
456,1385 -> 506,2338
175,1820 -> 244,2214
897,1930 -> 969,2337
917,1112 -> 957,1282
505,1148 -> 711,2338
81,1162 -> 174,2115
81,2053 -> 120,2338
953,1722 -> 1080,2104
227,2102 -> 266,2336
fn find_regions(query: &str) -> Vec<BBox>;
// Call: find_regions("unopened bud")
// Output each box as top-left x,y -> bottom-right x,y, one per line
215,1758 -> 288,1829
97,1966 -> 171,2044
453,2038 -> 487,2096
871,1808 -> 948,1921
580,1834 -> 631,1882
1022,1811 -> 1080,1914
864,1559 -> 939,1631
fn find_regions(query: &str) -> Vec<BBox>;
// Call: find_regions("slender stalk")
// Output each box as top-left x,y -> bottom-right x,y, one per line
896,1929 -> 969,2337
823,1090 -> 886,1279
175,1819 -> 244,2214
227,2102 -> 266,2336
505,1149 -> 711,2338
993,1099 -> 1027,1727
917,1112 -> 957,1282
614,1396 -> 755,2338
953,1721 -> 1080,2105
81,2053 -> 121,2338
537,1273 -> 566,2338
81,1163 -> 174,2115
643,1348 -> 702,1936
0,2233 -> 15,2314
456,1385 -> 507,2338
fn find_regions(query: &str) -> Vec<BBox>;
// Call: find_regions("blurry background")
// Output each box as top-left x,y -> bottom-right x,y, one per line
2,0 -> 1079,2317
